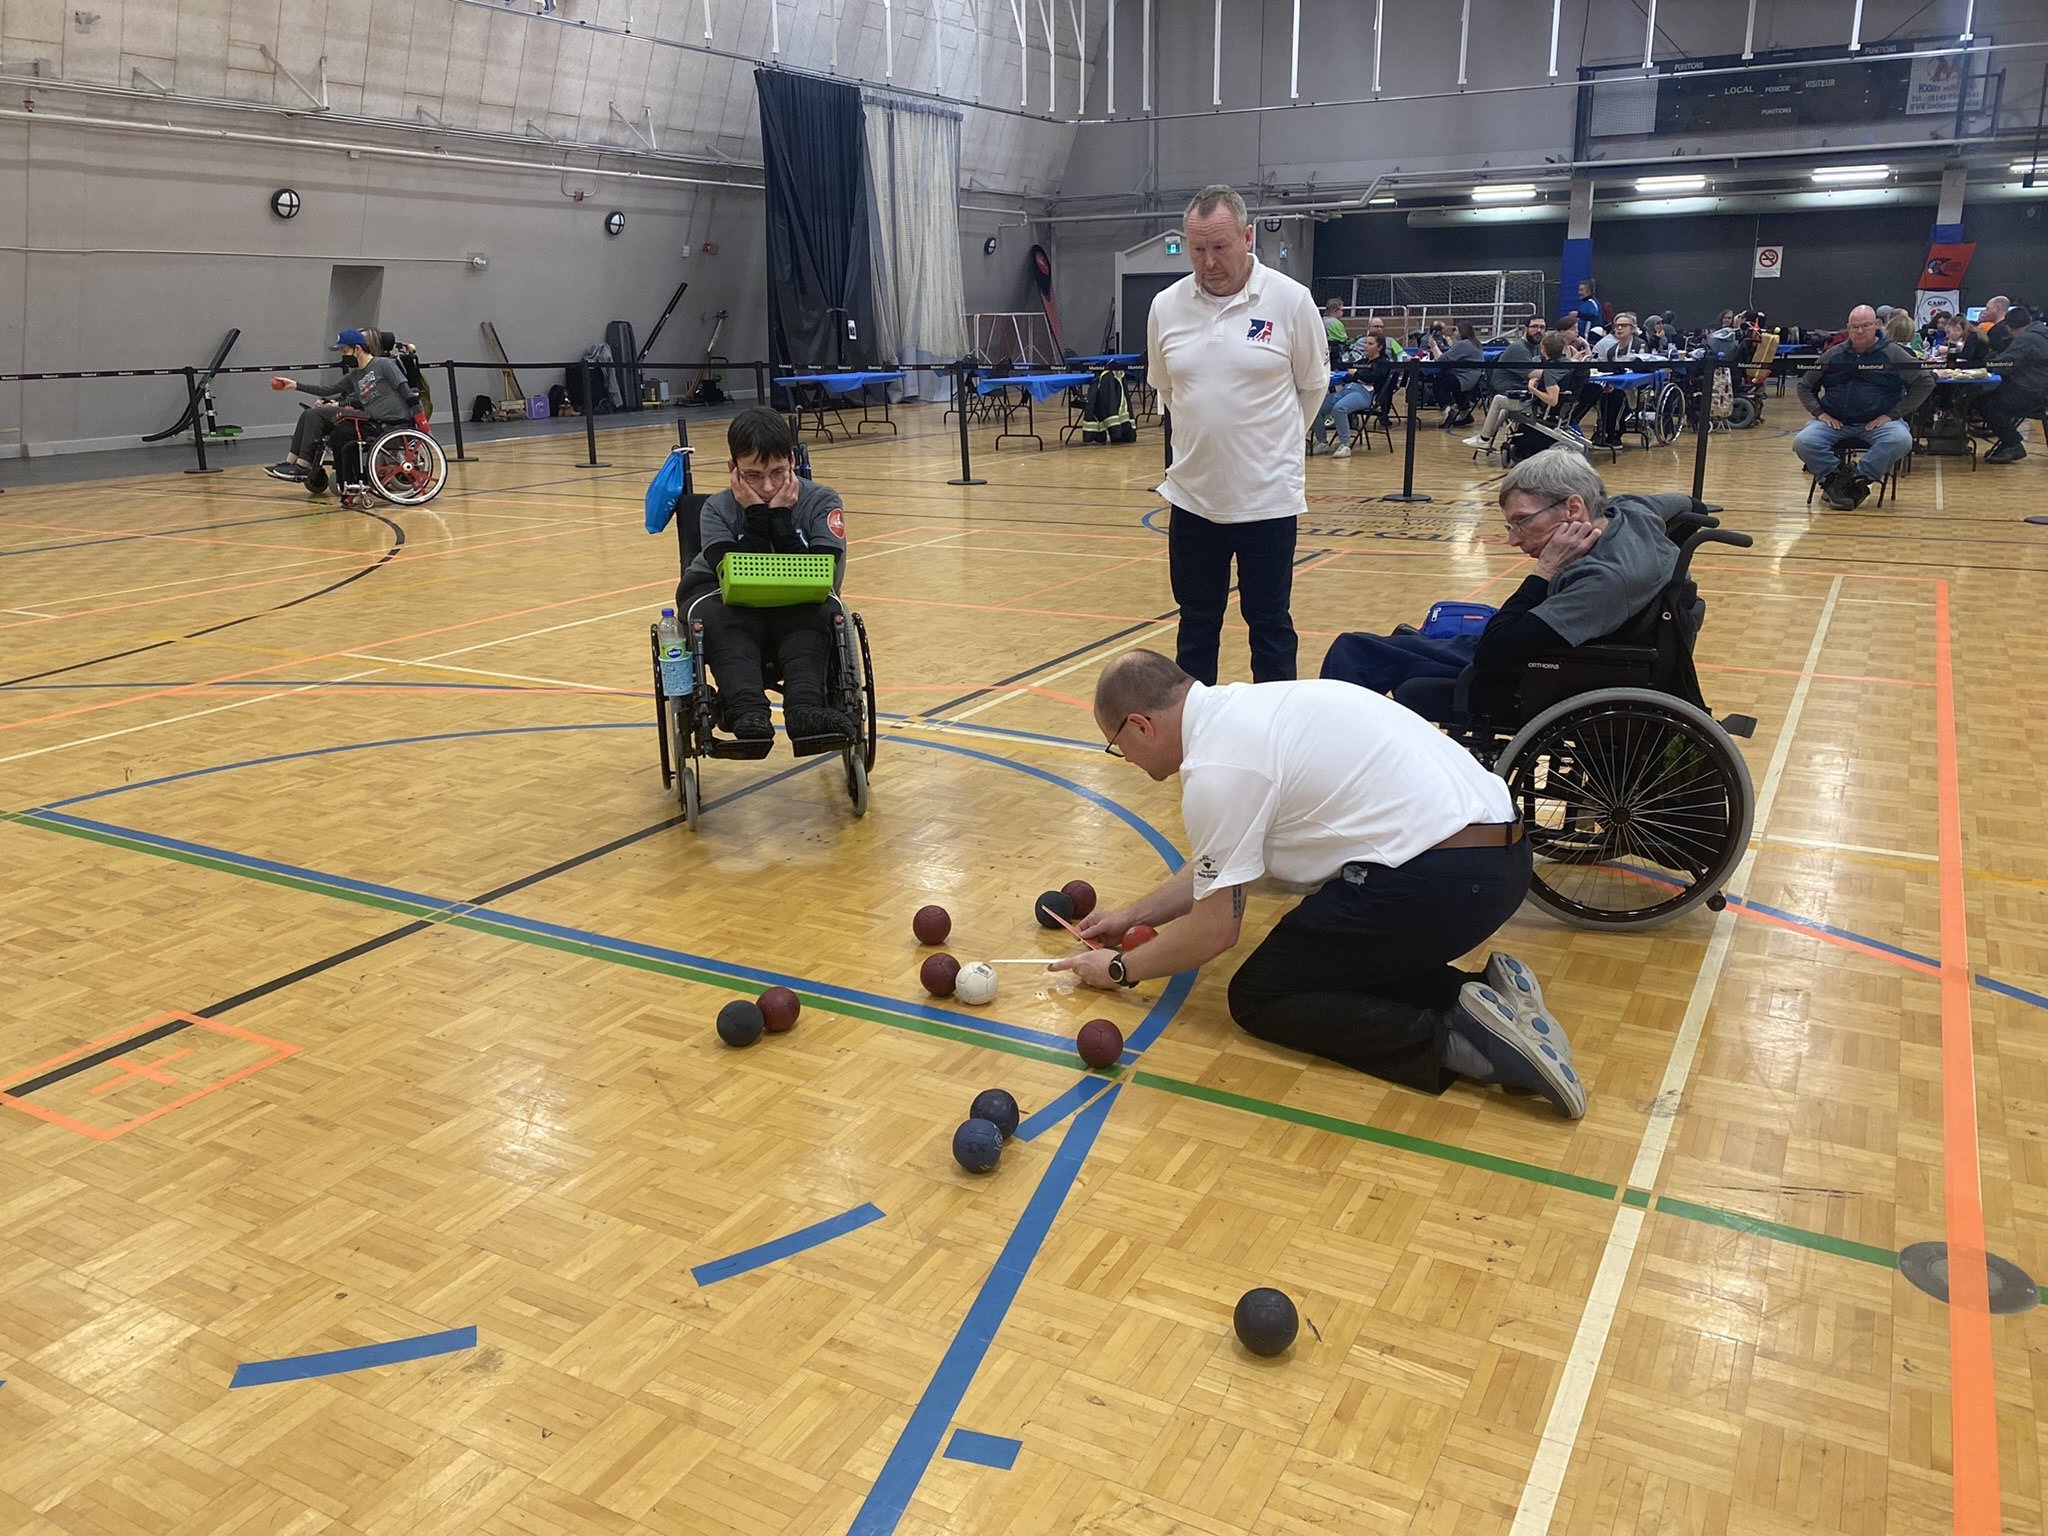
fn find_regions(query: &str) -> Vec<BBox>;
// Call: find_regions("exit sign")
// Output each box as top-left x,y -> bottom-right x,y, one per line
1164,234 -> 1183,255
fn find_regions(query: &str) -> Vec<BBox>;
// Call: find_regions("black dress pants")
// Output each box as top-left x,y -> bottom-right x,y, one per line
680,580 -> 832,711
1226,839 -> 1533,1093
1168,506 -> 1298,685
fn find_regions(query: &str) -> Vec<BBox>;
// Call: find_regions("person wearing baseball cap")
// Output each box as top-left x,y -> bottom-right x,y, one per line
264,329 -> 377,483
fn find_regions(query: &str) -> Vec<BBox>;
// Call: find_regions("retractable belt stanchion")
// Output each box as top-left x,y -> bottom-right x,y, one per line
1383,360 -> 1430,503
949,360 -> 987,486
444,363 -> 473,462
182,367 -> 221,476
575,362 -> 611,469
1691,358 -> 1713,503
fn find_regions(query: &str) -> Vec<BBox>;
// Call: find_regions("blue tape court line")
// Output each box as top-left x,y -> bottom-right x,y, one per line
942,1429 -> 1022,1471
229,1324 -> 477,1388
848,1085 -> 1121,1535
1014,1074 -> 1111,1143
691,1203 -> 886,1287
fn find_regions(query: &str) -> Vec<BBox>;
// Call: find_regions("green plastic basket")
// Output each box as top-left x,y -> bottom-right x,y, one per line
717,551 -> 837,608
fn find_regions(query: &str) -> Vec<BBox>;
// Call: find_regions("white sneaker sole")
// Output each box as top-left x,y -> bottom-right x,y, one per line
1483,953 -> 1569,1059
1457,983 -> 1586,1118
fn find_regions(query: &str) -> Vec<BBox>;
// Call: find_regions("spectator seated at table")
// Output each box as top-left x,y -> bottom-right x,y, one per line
1319,450 -> 1685,721
1312,334 -> 1395,458
1937,314 -> 1991,368
1432,323 -> 1487,430
1464,330 -> 1569,456
1488,316 -> 1548,400
1638,315 -> 1677,357
1983,305 -> 2048,465
1575,312 -> 1646,448
1794,304 -> 1931,508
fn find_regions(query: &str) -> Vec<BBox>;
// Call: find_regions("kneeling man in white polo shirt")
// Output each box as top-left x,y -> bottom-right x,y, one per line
1054,650 -> 1585,1117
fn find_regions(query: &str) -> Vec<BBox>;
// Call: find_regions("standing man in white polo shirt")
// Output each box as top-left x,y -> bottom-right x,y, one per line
1052,650 -> 1587,1117
1148,185 -> 1328,684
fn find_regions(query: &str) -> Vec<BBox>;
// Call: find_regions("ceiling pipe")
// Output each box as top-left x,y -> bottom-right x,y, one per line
0,105 -> 765,190
1075,36 -> 2040,126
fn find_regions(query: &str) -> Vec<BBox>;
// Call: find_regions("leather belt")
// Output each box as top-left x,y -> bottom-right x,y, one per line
1429,820 -> 1525,852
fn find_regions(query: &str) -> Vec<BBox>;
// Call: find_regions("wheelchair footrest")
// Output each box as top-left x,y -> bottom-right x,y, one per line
788,731 -> 855,759
1719,712 -> 1758,739
705,736 -> 776,761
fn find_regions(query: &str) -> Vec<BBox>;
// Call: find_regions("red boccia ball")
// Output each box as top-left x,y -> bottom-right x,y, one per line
920,953 -> 962,998
1077,1018 -> 1125,1069
1060,880 -> 1098,921
913,905 -> 952,946
1121,923 -> 1158,951
758,986 -> 801,1034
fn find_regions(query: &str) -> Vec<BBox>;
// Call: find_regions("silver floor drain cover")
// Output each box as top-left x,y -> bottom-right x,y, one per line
1898,1241 -> 2040,1314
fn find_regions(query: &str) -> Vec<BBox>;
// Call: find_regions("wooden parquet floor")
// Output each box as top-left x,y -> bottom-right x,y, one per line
2,401 -> 2046,1535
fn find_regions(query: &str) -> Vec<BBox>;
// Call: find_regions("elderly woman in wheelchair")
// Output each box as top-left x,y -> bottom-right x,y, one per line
1324,449 -> 1758,929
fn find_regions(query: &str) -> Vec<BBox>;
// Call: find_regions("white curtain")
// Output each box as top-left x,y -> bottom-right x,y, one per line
863,97 -> 970,396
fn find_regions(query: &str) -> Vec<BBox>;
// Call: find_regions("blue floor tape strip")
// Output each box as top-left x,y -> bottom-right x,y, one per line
942,1429 -> 1021,1471
848,1085 -> 1120,1535
1014,1075 -> 1110,1143
229,1324 -> 477,1388
691,1203 -> 885,1287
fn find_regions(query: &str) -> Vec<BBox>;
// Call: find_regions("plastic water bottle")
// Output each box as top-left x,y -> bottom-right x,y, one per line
656,607 -> 693,694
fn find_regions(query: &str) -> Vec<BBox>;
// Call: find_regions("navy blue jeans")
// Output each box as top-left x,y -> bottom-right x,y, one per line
1169,507 -> 1297,684
1320,630 -> 1478,693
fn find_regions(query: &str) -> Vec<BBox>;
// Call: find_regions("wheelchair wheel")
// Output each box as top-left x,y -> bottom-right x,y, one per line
1496,686 -> 1754,930
367,427 -> 447,505
679,758 -> 700,831
650,627 -> 673,791
1654,382 -> 1686,444
852,611 -> 877,773
1727,397 -> 1759,430
843,747 -> 869,818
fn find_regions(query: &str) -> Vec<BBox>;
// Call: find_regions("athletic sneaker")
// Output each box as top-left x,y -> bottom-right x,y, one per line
1462,435 -> 1494,450
1450,983 -> 1586,1118
1330,444 -> 1352,459
1483,953 -> 1569,1059
785,704 -> 855,742
1986,443 -> 2026,464
264,462 -> 307,481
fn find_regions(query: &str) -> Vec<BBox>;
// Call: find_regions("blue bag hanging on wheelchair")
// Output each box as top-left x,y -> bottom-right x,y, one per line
1419,600 -> 1496,638
644,446 -> 692,534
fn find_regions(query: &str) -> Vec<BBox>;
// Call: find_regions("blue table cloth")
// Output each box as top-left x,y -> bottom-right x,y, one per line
773,371 -> 906,395
978,371 -> 1092,402
1071,353 -> 1143,368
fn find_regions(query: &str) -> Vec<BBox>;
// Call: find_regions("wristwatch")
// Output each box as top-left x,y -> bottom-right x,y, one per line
1107,953 -> 1139,988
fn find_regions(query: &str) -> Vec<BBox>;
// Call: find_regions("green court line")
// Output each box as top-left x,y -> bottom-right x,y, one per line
1131,1072 -> 1621,1199
7,806 -> 1906,1280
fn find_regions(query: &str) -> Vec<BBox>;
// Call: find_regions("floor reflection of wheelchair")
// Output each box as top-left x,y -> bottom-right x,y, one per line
649,484 -> 875,832
307,413 -> 447,510
1421,511 -> 1760,929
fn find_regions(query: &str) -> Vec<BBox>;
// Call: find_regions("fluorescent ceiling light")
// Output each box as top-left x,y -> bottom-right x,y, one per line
1368,195 -> 1397,205
1811,164 -> 1890,183
1636,174 -> 1706,192
1471,184 -> 1537,202
2012,161 -> 2044,175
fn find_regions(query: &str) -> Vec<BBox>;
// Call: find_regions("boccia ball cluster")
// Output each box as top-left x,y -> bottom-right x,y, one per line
716,986 -> 803,1047
953,1086 -> 1021,1173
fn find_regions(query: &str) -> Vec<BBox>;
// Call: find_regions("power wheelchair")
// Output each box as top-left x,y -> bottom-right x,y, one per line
1403,509 -> 1759,930
647,447 -> 875,832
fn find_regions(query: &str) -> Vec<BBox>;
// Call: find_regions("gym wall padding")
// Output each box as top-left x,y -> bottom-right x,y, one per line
755,69 -> 879,391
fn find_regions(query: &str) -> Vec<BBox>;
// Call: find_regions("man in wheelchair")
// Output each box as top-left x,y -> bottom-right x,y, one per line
678,408 -> 853,746
266,329 -> 417,499
1321,449 -> 1693,719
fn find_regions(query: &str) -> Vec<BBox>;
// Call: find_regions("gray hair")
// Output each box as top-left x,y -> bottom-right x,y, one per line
1498,447 -> 1610,520
1612,311 -> 1637,326
1184,184 -> 1248,229
1096,650 -> 1193,722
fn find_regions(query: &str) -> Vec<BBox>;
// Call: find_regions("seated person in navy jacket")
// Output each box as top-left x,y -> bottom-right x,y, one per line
1794,304 -> 1931,507
678,409 -> 851,744
1321,450 -> 1683,718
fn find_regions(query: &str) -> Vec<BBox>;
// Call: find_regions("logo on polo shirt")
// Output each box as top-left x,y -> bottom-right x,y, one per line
1246,318 -> 1274,343
1197,855 -> 1219,877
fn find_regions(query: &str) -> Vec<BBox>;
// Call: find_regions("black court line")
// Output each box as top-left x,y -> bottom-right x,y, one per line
0,507 -> 341,560
2,758 -> 823,1100
922,544 -> 1333,719
0,509 -> 406,687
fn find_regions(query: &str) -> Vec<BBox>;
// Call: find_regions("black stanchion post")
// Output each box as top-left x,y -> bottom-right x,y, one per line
1383,360 -> 1430,503
1691,358 -> 1712,502
753,363 -> 769,406
182,367 -> 221,476
576,363 -> 611,469
444,363 -> 474,462
948,360 -> 986,486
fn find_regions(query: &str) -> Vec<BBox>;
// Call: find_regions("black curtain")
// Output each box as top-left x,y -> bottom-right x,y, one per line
756,70 -> 877,398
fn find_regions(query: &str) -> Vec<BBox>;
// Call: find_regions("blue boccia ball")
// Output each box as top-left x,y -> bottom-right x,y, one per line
969,1088 -> 1021,1140
716,999 -> 765,1047
952,1117 -> 1004,1174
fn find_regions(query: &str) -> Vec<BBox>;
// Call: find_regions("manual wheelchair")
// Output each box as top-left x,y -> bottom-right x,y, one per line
1404,509 -> 1759,930
305,411 -> 448,510
648,463 -> 875,832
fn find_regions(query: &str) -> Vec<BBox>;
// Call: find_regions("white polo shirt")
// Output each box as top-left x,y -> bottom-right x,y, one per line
1148,259 -> 1328,525
1178,680 -> 1517,899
